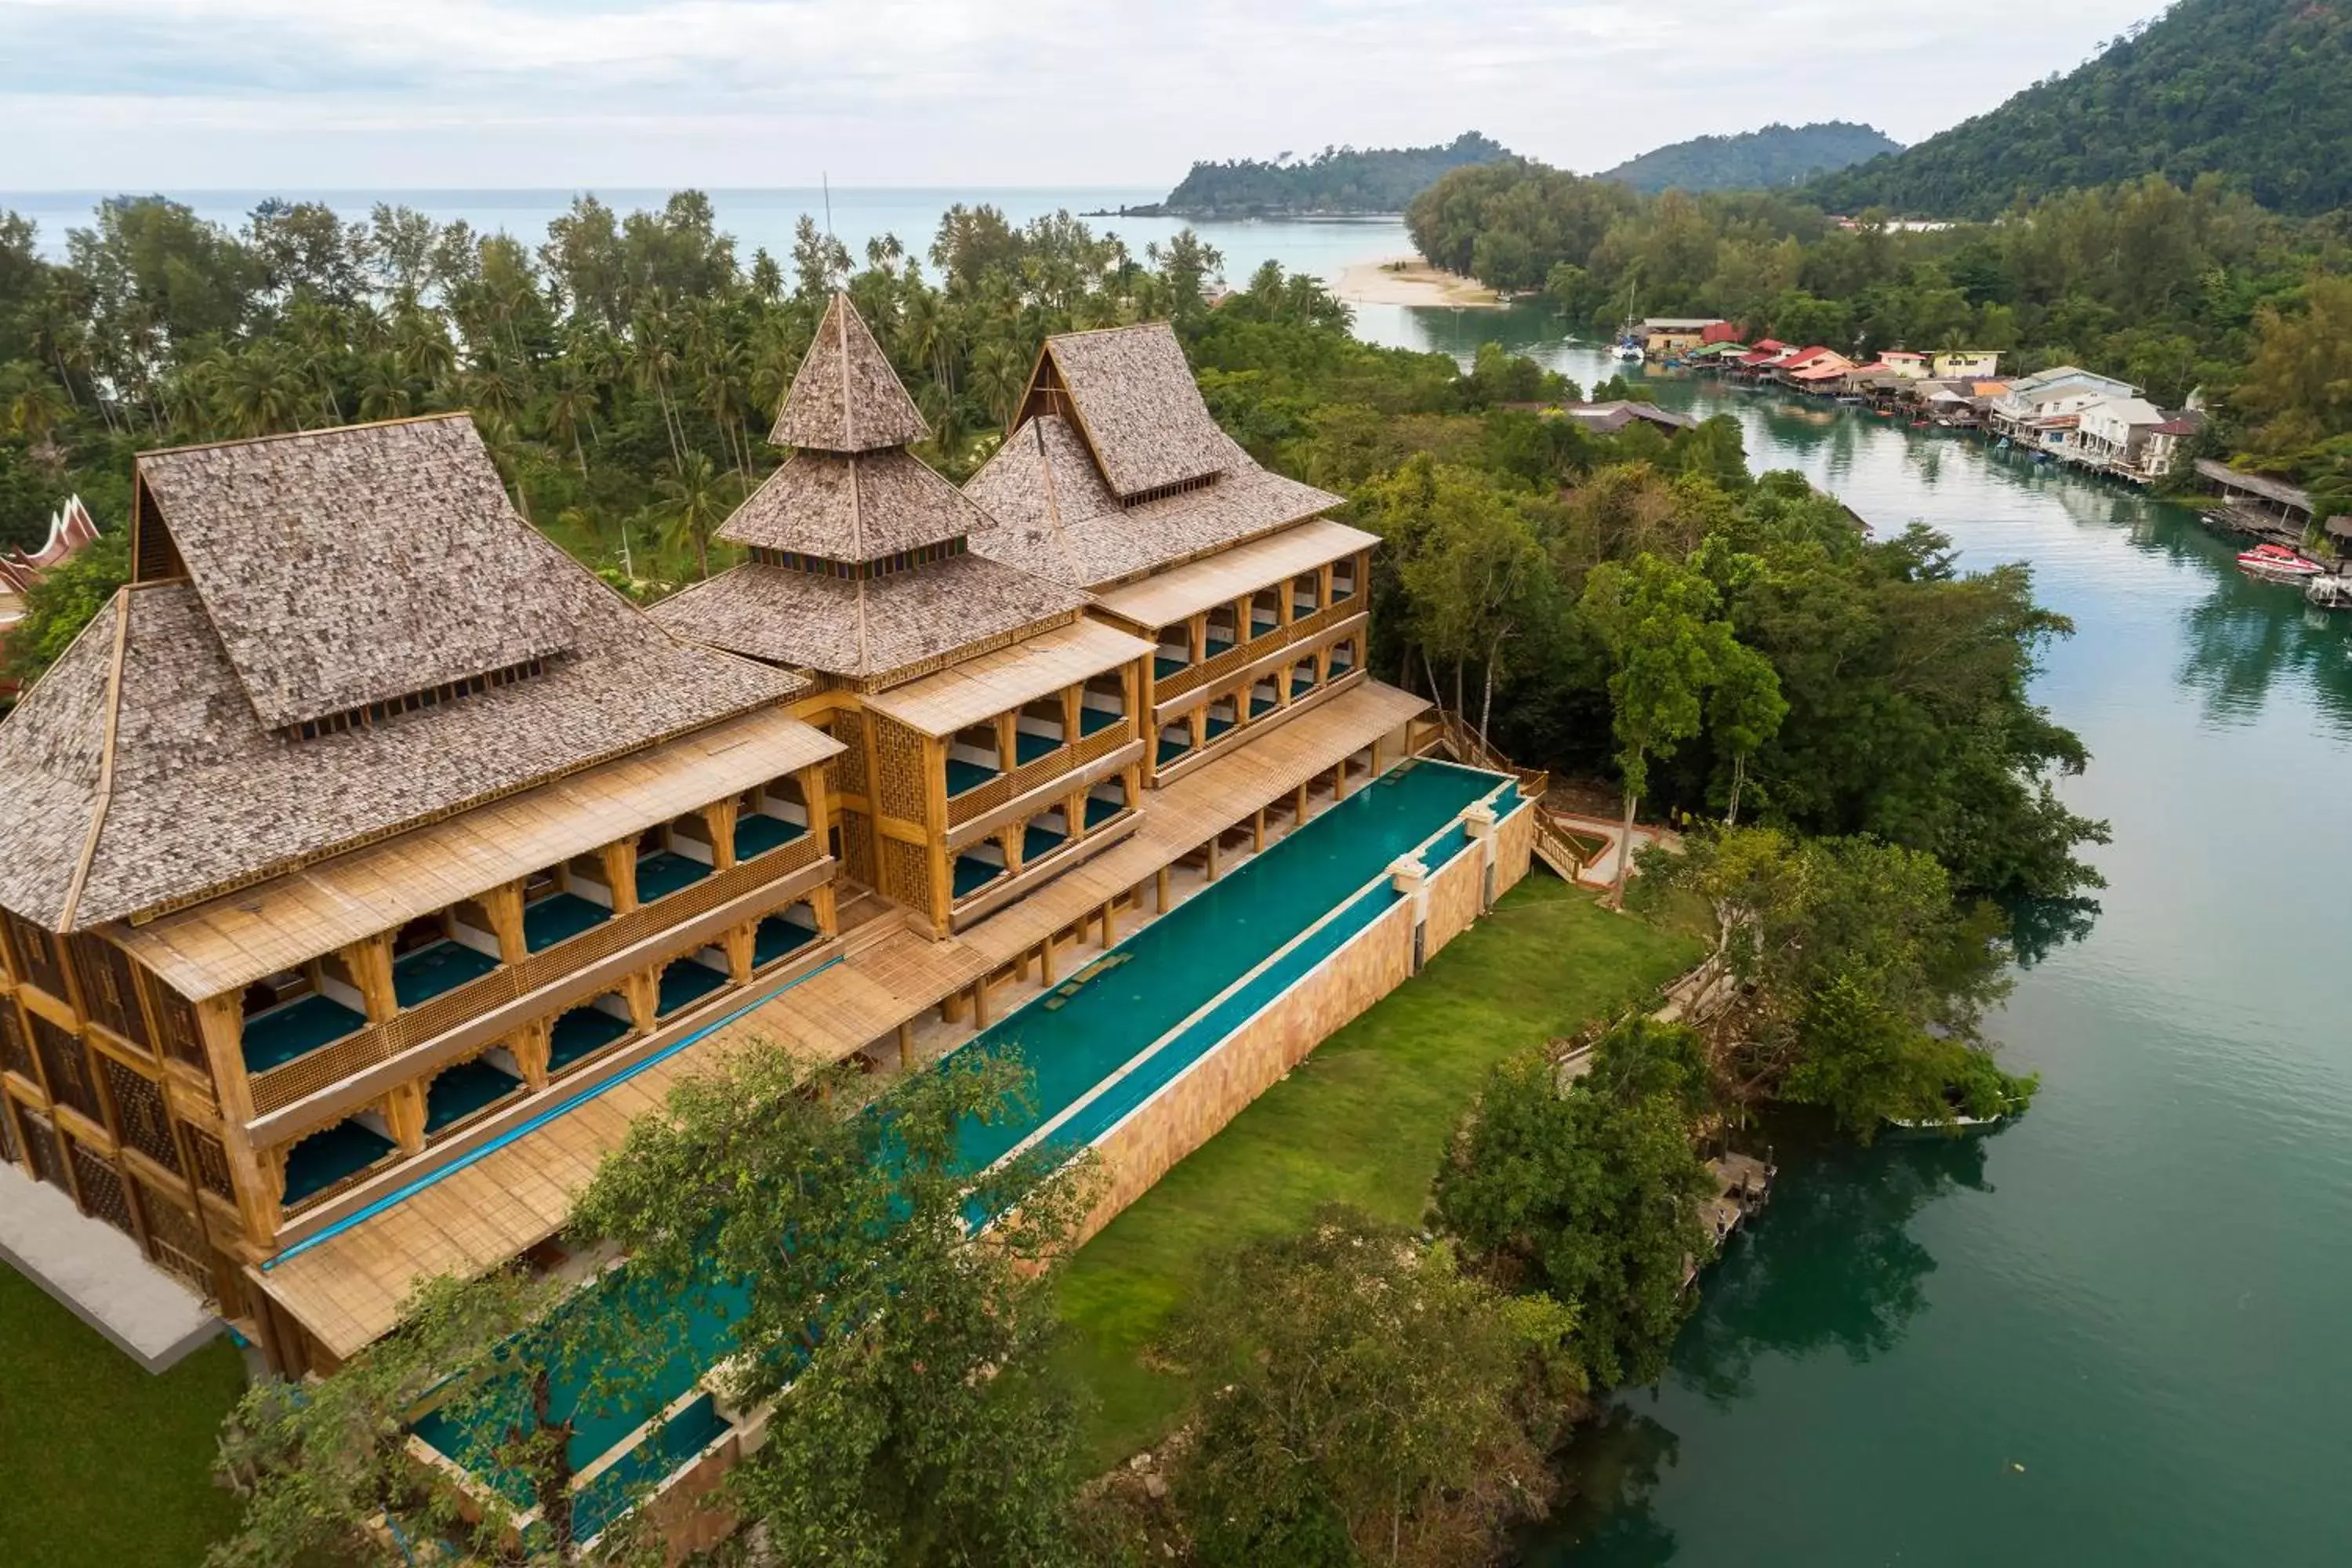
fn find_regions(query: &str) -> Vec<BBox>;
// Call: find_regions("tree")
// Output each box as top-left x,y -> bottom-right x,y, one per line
2,527 -> 129,687
1162,1209 -> 1577,1567
572,1043 -> 1098,1567
1433,1023 -> 1715,1389
1389,462 -> 1552,745
1704,640 -> 1785,825
215,1043 -> 1098,1566
654,450 -> 728,580
1635,824 -> 2033,1132
210,1268 -> 673,1567
1578,553 -> 1740,907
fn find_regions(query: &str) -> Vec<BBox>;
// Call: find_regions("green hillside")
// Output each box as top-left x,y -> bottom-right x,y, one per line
1809,0 -> 2352,217
1599,122 -> 1900,194
1119,132 -> 1512,218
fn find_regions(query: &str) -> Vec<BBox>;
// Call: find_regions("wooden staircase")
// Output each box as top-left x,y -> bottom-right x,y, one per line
1412,711 -> 1594,884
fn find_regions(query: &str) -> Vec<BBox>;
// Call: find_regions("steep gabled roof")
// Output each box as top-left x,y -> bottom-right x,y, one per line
1035,324 -> 1230,498
718,448 -> 989,559
771,292 -> 929,453
0,419 -> 807,935
963,413 -> 1341,590
134,415 -> 582,732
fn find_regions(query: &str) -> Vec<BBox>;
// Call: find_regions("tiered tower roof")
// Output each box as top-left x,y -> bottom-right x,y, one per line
653,293 -> 1087,688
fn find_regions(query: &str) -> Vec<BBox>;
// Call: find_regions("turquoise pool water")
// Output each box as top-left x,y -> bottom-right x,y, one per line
953,759 -> 1505,1178
412,757 -> 1512,1526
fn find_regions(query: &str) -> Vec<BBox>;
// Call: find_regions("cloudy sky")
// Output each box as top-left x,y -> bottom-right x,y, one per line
3,0 -> 2166,191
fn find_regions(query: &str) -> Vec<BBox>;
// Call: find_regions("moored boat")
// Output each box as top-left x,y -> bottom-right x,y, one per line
2237,543 -> 2325,581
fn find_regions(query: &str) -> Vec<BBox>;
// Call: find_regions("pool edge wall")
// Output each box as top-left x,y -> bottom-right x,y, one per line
1074,790 -> 1538,1246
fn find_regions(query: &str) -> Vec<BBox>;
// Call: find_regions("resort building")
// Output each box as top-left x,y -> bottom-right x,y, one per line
1637,318 -> 1728,357
0,295 -> 1536,1538
0,415 -> 844,1367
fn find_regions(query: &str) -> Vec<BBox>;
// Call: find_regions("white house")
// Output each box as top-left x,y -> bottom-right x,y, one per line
2072,397 -> 2168,473
1930,350 -> 2002,380
1989,367 -> 2142,445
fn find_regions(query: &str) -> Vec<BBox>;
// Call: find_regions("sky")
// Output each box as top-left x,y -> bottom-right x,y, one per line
2,0 -> 2172,191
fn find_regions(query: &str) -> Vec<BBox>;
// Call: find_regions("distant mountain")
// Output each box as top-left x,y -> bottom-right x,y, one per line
1598,122 -> 1901,194
1109,132 -> 1513,219
1808,0 -> 2352,217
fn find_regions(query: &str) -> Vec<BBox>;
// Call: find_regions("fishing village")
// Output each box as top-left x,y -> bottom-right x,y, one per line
1595,316 -> 2352,608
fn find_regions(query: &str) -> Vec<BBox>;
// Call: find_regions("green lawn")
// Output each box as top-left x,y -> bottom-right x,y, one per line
1055,873 -> 1704,1464
0,1263 -> 249,1568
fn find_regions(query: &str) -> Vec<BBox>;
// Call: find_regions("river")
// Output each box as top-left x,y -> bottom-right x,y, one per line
13,187 -> 2347,1560
1423,324 -> 2352,1567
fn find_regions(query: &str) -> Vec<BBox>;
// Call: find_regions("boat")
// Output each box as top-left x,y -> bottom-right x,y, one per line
2237,543 -> 2326,581
2307,574 -> 2352,611
1609,277 -> 1644,362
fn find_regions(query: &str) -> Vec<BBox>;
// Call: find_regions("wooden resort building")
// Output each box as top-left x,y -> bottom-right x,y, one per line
0,295 -> 1540,1543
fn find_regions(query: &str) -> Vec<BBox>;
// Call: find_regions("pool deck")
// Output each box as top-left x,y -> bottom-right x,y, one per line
255,681 -> 1436,1360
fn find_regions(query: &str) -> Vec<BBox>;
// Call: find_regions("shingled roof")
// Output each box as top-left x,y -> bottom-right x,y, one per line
771,292 -> 930,453
0,423 -> 804,933
1036,324 -> 1231,498
718,448 -> 989,558
964,412 -> 1340,591
651,554 -> 1087,687
135,416 -> 583,732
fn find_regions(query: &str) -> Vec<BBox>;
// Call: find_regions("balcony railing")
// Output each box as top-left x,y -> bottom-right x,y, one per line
245,833 -> 826,1116
946,720 -> 1135,827
1155,600 -> 1352,703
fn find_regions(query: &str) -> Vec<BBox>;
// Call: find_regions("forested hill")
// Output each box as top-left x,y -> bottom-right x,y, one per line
1115,132 -> 1512,218
1599,122 -> 1900,194
1807,0 -> 2352,217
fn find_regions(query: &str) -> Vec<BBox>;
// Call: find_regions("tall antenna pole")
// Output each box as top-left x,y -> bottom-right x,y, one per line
823,172 -> 833,240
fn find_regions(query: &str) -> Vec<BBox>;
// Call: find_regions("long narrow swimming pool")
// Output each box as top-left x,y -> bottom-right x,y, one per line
956,758 -> 1511,1174
413,757 -> 1513,1531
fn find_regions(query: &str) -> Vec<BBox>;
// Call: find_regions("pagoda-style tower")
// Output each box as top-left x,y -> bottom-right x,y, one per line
655,296 -> 1154,936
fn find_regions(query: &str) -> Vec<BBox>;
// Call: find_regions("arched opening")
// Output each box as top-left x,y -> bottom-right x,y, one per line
946,723 -> 1002,799
655,949 -> 730,1018
735,773 -> 811,862
281,1111 -> 398,1210
548,993 -> 633,1075
423,1048 -> 525,1139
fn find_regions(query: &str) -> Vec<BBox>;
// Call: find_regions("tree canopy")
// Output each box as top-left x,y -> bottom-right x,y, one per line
1806,0 -> 2352,219
1132,132 -> 1512,220
1599,122 -> 1901,195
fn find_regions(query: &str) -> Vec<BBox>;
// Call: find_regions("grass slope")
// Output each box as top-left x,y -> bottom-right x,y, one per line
0,1265 -> 247,1568
1056,875 -> 1703,1463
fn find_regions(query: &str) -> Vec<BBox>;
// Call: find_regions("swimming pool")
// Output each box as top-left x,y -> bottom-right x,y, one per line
412,757 -> 1514,1531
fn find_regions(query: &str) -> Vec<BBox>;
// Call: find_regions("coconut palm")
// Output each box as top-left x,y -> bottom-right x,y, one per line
539,371 -> 597,477
656,449 -> 731,580
216,344 -> 308,437
354,353 -> 412,423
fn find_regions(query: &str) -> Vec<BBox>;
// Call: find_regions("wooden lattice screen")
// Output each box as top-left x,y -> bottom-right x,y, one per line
68,935 -> 151,1052
70,1141 -> 135,1235
184,1125 -> 238,1203
133,1174 -> 213,1295
142,974 -> 211,1073
30,1016 -> 103,1124
100,1054 -> 180,1174
840,808 -> 877,887
0,1095 -> 18,1167
19,1109 -> 67,1190
0,1000 -> 35,1083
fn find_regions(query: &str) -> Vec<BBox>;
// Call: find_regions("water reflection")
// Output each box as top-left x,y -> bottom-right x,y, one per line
1670,1125 -> 1994,1406
1525,1409 -> 1682,1566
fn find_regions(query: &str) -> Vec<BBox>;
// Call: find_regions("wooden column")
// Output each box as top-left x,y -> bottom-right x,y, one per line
895,1021 -> 914,1071
971,981 -> 989,1030
1295,782 -> 1311,823
1205,835 -> 1221,883
799,761 -> 833,848
343,936 -> 397,1025
1189,612 -> 1207,663
1101,901 -> 1117,947
622,970 -> 659,1033
994,712 -> 1017,777
1253,807 -> 1267,853
512,1020 -> 553,1091
383,1083 -> 426,1156
704,796 -> 742,872
811,880 -> 839,938
479,881 -> 528,964
723,923 -> 755,985
1040,935 -> 1058,988
1156,866 -> 1171,912
1002,823 -> 1025,875
602,840 -> 641,916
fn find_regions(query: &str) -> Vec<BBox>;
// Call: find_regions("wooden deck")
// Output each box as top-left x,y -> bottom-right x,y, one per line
254,680 -> 1430,1359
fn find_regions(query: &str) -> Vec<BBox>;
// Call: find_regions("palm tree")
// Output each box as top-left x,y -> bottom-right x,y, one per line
355,353 -> 412,423
6,374 -> 71,452
539,371 -> 597,477
216,345 -> 307,437
656,450 -> 730,580
969,336 -> 1027,431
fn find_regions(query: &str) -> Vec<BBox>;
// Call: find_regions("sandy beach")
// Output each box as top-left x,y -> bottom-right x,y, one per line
1334,256 -> 1501,308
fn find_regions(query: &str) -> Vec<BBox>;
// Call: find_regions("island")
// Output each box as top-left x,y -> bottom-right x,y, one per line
1092,131 -> 1511,220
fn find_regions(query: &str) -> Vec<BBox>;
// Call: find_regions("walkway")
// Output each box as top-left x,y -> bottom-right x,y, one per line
0,1162 -> 221,1372
1545,807 -> 1678,890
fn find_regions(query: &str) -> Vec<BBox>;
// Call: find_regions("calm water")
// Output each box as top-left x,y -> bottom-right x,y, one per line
1463,339 -> 2352,1566
13,188 -> 2345,1559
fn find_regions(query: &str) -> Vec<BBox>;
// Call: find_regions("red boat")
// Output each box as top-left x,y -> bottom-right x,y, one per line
2237,543 -> 2325,581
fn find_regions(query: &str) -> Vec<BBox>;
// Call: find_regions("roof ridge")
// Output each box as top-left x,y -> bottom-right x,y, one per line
136,410 -> 469,463
56,587 -> 132,931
